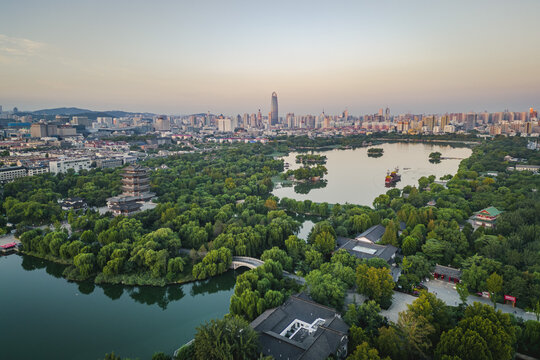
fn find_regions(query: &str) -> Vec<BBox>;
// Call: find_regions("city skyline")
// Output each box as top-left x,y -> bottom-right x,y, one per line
1,1 -> 539,114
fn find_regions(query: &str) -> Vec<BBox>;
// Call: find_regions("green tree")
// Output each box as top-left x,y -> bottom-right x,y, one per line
347,342 -> 384,360
307,220 -> 336,245
356,264 -> 394,308
261,246 -> 293,272
518,320 -> 540,357
151,352 -> 171,360
73,253 -> 96,278
397,311 -> 435,359
436,302 -> 516,360
284,235 -> 305,262
435,327 -> 491,360
406,291 -> 451,343
193,316 -> 259,360
312,230 -> 336,256
306,269 -> 346,309
376,326 -> 403,360
456,282 -> 469,307
380,220 -> 398,246
304,248 -> 324,271
401,236 -> 420,256
486,272 -> 503,309
192,247 -> 232,280
343,300 -> 386,338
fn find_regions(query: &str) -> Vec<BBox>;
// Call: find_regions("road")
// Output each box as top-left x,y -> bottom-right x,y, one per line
343,280 -> 538,323
423,279 -> 537,321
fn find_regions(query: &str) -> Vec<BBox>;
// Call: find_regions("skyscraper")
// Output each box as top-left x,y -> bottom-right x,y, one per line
270,91 -> 278,126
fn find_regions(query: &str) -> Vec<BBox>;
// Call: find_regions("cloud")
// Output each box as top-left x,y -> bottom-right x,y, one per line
0,34 -> 44,60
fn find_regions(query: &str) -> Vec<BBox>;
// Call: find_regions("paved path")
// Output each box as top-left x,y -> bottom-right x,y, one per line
423,279 -> 537,321
343,280 -> 538,324
380,291 -> 417,323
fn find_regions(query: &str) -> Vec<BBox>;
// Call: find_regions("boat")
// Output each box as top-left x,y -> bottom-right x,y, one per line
385,167 -> 401,186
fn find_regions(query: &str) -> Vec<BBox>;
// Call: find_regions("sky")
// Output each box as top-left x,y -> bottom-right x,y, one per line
0,0 -> 539,115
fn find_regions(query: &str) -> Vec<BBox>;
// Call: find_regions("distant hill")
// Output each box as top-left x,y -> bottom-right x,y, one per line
29,107 -> 156,119
32,107 -> 93,116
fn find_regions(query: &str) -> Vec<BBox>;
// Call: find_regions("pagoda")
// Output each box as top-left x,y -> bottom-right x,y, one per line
107,165 -> 154,216
121,165 -> 154,201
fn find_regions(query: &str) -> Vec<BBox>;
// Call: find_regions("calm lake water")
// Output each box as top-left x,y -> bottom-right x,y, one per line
0,254 -> 238,360
273,142 -> 472,206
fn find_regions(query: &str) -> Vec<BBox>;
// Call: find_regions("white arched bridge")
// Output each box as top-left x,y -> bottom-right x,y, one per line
230,256 -> 305,284
230,256 -> 265,270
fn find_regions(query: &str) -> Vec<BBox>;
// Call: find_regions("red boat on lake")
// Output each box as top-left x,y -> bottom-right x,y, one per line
385,167 -> 401,186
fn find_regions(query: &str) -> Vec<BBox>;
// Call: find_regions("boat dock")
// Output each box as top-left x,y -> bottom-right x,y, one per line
0,235 -> 22,255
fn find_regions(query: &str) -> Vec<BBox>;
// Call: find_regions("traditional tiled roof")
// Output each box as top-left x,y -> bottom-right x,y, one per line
337,236 -> 397,263
434,264 -> 461,279
475,206 -> 502,217
251,294 -> 349,360
354,225 -> 386,243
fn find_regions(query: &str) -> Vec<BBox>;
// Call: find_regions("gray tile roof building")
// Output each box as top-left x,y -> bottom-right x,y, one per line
337,236 -> 397,263
251,294 -> 349,360
355,224 -> 386,243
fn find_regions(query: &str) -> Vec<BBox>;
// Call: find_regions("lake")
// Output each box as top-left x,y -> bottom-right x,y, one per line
273,142 -> 472,207
0,254 -> 238,360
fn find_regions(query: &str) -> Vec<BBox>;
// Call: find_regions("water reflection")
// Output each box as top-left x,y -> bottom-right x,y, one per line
78,281 -> 95,295
101,283 -> 124,300
291,214 -> 321,240
127,285 -> 185,310
294,180 -> 328,194
190,270 -> 239,296
21,255 -> 47,271
21,255 -> 65,278
16,254 -> 239,310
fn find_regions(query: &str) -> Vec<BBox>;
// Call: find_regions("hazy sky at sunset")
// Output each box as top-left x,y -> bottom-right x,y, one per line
1,0 -> 539,115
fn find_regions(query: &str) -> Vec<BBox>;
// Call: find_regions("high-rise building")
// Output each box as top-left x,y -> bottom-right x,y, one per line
286,113 -> 295,128
465,113 -> 476,131
154,116 -> 171,131
97,117 -> 114,127
270,92 -> 278,126
30,122 -> 57,138
423,116 -> 435,132
216,114 -> 233,132
71,116 -> 92,127
440,115 -> 449,129
257,109 -> 262,126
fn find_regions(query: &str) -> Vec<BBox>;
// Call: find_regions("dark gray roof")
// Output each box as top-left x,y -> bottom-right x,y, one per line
434,264 -> 461,279
251,294 -> 349,360
355,224 -> 386,243
337,236 -> 398,263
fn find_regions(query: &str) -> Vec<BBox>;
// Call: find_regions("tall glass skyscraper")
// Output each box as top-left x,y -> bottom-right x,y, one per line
271,91 -> 278,126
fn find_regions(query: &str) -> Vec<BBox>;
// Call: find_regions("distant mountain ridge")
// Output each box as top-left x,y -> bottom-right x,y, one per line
26,107 -> 211,118
31,107 -> 93,116
29,107 -> 156,117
